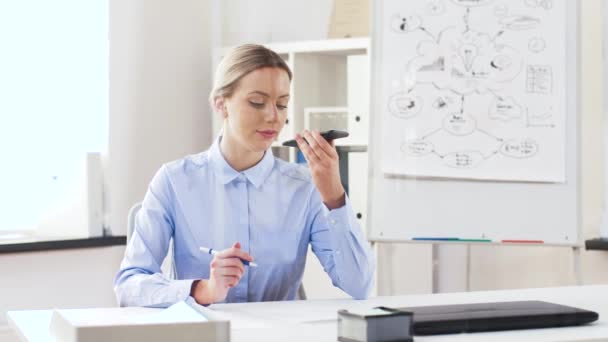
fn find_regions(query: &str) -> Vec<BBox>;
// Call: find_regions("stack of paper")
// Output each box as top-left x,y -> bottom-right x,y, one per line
49,301 -> 229,342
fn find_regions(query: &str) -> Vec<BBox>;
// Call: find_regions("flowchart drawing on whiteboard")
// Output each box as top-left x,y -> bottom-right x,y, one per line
381,0 -> 566,182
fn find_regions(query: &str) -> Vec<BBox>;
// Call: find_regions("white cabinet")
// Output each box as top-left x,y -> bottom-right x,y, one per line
346,54 -> 370,233
346,54 -> 369,146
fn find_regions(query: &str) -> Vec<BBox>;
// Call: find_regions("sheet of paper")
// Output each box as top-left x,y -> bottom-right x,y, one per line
328,0 -> 369,38
212,300 -> 373,326
380,0 -> 567,182
129,301 -> 207,324
344,307 -> 396,317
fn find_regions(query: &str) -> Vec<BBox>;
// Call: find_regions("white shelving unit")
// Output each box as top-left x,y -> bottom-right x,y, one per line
212,38 -> 371,299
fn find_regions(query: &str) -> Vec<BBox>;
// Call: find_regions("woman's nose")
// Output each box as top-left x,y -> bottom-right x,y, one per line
265,105 -> 279,122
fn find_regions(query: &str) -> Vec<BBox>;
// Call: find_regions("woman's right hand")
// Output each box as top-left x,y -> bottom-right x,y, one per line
191,242 -> 253,304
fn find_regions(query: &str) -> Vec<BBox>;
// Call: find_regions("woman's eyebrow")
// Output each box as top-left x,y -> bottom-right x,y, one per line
248,91 -> 270,97
248,90 -> 290,98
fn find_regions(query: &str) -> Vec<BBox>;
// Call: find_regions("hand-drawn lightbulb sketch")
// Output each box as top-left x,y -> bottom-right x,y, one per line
458,44 -> 478,71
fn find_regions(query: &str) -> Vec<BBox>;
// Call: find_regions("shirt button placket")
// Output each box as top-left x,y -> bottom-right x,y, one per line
236,174 -> 249,301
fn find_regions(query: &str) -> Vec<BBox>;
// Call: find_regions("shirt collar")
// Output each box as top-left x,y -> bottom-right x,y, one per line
209,136 -> 275,189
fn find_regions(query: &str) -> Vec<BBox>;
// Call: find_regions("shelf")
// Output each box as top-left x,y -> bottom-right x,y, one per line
0,235 -> 126,254
336,145 -> 367,153
266,37 -> 369,55
216,37 -> 369,57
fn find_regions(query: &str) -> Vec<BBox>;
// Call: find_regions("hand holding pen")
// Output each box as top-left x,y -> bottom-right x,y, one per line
200,246 -> 258,267
206,242 -> 256,288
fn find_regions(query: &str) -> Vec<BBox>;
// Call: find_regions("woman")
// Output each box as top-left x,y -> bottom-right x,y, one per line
114,44 -> 375,307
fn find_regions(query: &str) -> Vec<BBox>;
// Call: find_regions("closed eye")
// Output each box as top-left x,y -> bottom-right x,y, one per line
249,101 -> 264,108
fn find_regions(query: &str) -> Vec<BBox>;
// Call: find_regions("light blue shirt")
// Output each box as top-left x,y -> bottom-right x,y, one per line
114,137 -> 375,307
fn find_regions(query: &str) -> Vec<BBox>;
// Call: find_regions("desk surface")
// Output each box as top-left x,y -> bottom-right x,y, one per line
8,285 -> 608,342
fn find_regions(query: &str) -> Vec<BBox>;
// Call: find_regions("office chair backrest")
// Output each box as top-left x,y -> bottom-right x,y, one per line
126,202 -> 142,244
127,202 -> 176,279
297,281 -> 307,300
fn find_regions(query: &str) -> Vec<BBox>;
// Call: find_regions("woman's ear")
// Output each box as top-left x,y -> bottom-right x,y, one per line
214,97 -> 227,118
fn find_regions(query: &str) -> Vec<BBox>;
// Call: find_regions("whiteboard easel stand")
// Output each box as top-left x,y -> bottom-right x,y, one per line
586,0 -> 608,249
431,244 -> 472,293
368,0 -> 583,295
432,242 -> 584,293
372,240 -> 584,294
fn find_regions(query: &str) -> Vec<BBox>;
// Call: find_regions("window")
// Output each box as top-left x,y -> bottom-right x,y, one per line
0,2 -> 108,233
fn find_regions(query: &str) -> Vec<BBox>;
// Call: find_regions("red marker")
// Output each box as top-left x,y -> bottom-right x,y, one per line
501,240 -> 544,244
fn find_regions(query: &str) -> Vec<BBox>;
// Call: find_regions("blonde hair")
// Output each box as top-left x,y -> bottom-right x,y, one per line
209,44 -> 292,108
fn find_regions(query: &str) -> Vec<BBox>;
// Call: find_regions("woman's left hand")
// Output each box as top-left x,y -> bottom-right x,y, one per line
296,130 -> 345,209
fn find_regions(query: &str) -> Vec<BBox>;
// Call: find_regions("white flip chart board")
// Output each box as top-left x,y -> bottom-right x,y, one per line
367,0 -> 580,246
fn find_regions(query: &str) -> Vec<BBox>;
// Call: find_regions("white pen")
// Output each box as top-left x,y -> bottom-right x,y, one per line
199,246 -> 258,267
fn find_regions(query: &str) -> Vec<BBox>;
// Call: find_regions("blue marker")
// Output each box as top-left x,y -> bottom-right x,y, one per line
412,237 -> 492,243
199,246 -> 258,267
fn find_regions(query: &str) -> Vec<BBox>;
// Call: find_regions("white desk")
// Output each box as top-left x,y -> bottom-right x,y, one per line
8,285 -> 608,342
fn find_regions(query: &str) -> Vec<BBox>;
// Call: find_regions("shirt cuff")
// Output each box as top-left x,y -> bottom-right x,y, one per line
171,278 -> 198,303
322,194 -> 356,234
187,279 -> 213,307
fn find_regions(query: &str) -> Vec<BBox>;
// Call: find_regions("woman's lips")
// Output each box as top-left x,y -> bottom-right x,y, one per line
257,130 -> 277,139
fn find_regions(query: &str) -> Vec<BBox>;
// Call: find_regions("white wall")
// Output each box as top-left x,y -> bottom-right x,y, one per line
2,1 -> 214,339
219,0 -> 333,46
108,0 -> 213,236
0,246 -> 125,339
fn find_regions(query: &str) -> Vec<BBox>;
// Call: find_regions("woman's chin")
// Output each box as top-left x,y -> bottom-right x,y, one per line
261,142 -> 274,151
247,134 -> 278,152
251,141 -> 273,152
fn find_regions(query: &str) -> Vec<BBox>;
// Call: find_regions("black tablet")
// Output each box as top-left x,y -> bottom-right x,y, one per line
399,301 -> 599,335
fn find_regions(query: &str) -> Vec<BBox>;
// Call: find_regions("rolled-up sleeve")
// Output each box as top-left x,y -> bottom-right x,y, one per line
114,165 -> 196,307
308,191 -> 376,299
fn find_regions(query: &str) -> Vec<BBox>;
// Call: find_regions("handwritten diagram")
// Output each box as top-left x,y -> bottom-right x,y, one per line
381,0 -> 566,182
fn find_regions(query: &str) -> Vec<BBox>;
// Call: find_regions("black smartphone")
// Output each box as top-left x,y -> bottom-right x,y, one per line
281,129 -> 349,147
